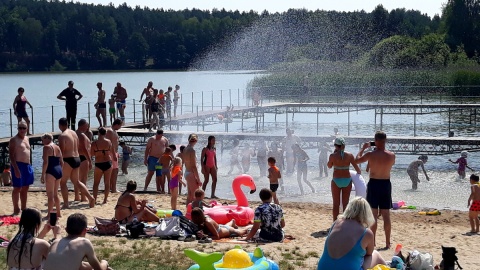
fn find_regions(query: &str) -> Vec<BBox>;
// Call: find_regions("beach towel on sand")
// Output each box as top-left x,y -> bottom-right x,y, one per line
0,216 -> 20,226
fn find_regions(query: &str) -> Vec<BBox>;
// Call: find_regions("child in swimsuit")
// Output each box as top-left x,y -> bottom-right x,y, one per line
108,95 -> 116,126
191,189 -> 213,211
468,174 -> 480,233
2,164 -> 12,186
169,157 -> 186,210
119,141 -> 132,175
449,151 -> 474,179
267,157 -> 281,205
190,207 -> 249,240
159,148 -> 173,194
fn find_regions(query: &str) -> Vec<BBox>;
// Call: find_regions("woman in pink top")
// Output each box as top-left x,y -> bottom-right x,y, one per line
201,136 -> 218,198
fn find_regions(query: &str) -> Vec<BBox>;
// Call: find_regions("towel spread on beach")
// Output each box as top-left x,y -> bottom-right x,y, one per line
0,216 -> 20,226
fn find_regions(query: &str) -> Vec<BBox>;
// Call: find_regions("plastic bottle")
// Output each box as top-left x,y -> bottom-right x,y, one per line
133,216 -> 138,224
394,243 -> 402,255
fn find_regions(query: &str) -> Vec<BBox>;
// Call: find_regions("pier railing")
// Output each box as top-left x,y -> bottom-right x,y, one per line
0,88 -> 250,139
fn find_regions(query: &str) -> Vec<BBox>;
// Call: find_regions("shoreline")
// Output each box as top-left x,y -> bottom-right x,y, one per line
0,192 -> 476,269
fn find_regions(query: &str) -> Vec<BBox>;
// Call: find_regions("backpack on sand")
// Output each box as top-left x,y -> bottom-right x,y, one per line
440,246 -> 462,270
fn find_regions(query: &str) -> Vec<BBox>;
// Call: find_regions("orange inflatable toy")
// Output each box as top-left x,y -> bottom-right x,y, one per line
186,174 -> 256,226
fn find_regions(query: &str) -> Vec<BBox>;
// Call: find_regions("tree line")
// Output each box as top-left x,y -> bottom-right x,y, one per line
0,0 -> 479,72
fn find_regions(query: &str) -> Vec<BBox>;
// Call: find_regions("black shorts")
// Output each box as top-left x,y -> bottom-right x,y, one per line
366,178 -> 392,209
270,184 -> 279,192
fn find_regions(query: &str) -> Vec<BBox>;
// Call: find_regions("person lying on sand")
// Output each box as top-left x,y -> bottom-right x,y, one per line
190,207 -> 250,240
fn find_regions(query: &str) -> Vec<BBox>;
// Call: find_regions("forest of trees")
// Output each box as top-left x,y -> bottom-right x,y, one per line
0,0 -> 479,72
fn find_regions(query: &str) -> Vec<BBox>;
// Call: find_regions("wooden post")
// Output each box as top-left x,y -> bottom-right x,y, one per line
413,108 -> 417,137
380,108 -> 383,131
191,92 -> 194,113
285,106 -> 289,128
133,99 -> 136,123
196,106 -> 199,132
211,91 -> 214,110
51,106 -> 54,132
220,90 -> 223,109
316,107 -> 319,135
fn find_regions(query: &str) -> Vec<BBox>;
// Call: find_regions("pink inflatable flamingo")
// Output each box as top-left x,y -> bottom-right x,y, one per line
186,174 -> 256,226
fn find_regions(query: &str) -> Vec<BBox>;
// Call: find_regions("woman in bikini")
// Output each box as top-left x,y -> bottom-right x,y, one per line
7,208 -> 60,270
328,137 -> 361,221
190,207 -> 250,240
90,127 -> 113,204
114,180 -> 159,224
40,133 -> 63,220
201,136 -> 218,198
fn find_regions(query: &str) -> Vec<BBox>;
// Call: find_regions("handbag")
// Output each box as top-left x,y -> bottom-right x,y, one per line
126,221 -> 145,239
155,217 -> 185,239
408,250 -> 434,270
94,217 -> 120,236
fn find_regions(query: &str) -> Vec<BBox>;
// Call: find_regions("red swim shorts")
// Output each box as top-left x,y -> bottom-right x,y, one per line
470,200 -> 480,211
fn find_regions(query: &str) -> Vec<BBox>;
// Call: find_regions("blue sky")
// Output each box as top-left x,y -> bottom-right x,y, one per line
77,0 -> 445,17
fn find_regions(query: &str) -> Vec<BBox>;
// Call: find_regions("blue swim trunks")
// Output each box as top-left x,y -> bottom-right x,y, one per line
147,156 -> 162,176
11,162 -> 34,187
116,100 -> 126,109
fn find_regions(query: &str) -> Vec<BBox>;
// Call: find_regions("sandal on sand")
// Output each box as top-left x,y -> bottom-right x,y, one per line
184,235 -> 196,242
198,237 -> 212,244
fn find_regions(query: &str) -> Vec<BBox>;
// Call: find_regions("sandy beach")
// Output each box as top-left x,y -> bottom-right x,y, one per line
0,189 -> 477,269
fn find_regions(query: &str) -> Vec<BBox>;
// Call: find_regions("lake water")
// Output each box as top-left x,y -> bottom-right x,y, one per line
0,70 -> 478,211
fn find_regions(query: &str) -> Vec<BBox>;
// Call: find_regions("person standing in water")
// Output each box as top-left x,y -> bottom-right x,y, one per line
292,143 -> 315,195
355,131 -> 395,249
449,151 -> 474,180
318,142 -> 331,178
94,82 -> 107,127
9,121 -> 34,215
407,155 -> 430,190
13,87 -> 33,134
201,136 -> 218,199
283,128 -> 301,175
119,141 -> 132,175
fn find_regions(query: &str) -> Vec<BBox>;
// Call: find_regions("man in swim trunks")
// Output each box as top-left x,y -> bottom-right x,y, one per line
57,80 -> 82,130
140,81 -> 154,123
113,82 -> 127,124
94,82 -> 107,127
76,119 -> 92,202
58,117 -> 95,209
355,131 -> 395,249
106,118 -> 122,193
144,129 -> 169,191
184,134 -> 202,204
9,121 -> 34,215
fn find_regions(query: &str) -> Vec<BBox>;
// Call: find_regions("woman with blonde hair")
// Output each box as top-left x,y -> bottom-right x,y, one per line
317,197 -> 385,270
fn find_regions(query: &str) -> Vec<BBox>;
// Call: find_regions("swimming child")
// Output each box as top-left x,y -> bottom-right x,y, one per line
449,151 -> 474,179
159,147 -> 173,194
468,174 -> 480,233
228,139 -> 242,175
292,143 -> 315,195
241,143 -> 255,173
1,164 -> 12,186
119,141 -> 132,175
407,155 -> 430,190
267,157 -> 281,205
108,95 -> 116,126
170,157 -> 186,210
191,189 -> 213,210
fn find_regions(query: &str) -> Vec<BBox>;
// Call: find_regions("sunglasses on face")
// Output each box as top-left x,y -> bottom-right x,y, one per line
18,127 -> 27,130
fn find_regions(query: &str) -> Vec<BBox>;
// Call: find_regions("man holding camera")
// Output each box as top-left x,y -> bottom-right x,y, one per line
355,131 -> 395,249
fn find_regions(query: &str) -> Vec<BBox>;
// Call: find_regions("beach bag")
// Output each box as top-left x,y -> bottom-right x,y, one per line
178,215 -> 199,236
94,217 -> 120,236
126,221 -> 145,239
408,250 -> 434,270
440,246 -> 462,270
155,217 -> 185,239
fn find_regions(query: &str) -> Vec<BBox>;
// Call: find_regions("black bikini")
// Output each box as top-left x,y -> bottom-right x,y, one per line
94,142 -> 112,172
63,157 -> 81,169
115,191 -> 133,224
